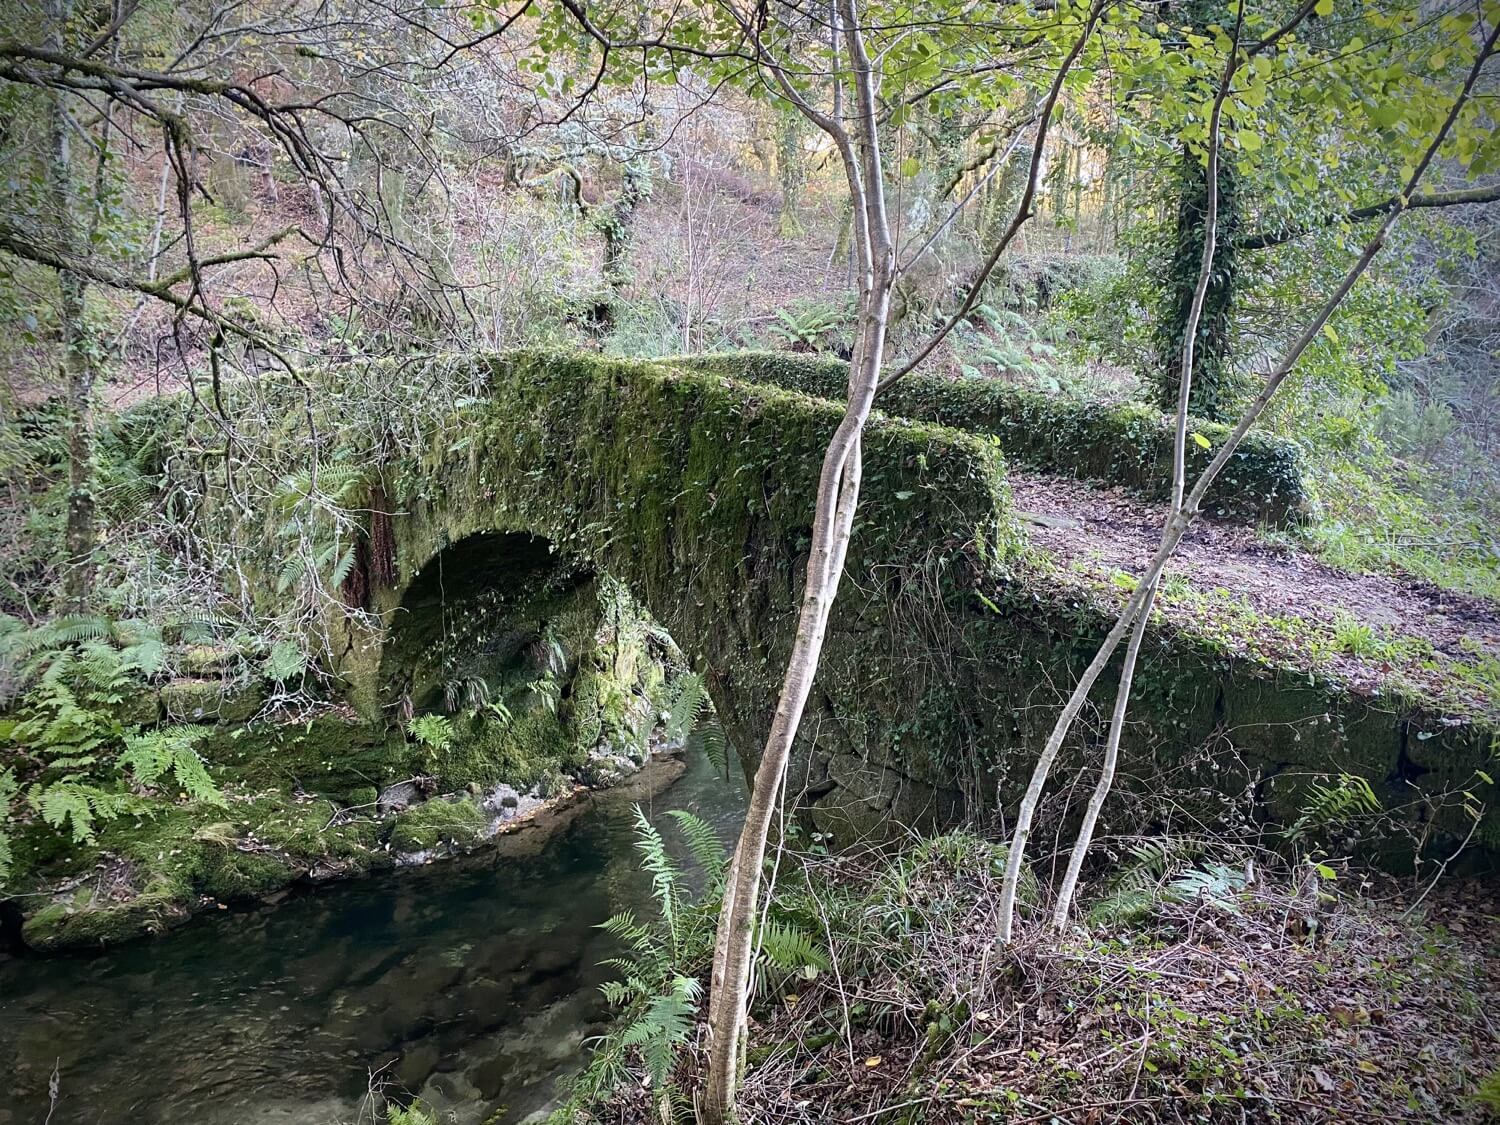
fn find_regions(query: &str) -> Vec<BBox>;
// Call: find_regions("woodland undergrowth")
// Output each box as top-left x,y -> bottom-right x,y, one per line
553,815 -> 1500,1125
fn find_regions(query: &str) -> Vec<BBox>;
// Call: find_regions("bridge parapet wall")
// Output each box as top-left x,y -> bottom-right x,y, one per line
674,352 -> 1308,526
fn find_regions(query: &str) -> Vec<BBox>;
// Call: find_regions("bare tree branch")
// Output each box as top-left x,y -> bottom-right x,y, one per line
1239,184 -> 1500,251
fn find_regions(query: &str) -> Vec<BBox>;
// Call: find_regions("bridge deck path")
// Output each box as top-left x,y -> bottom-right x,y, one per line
1007,471 -> 1500,720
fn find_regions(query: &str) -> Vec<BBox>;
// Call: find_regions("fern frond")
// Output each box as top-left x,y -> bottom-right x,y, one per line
276,554 -> 308,594
41,615 -> 111,647
273,465 -> 371,512
100,474 -> 157,521
618,975 -> 700,1087
1085,835 -> 1201,929
632,806 -> 682,954
664,673 -> 708,743
758,918 -> 829,972
120,726 -> 225,805
328,544 -> 357,588
1167,863 -> 1249,913
118,638 -> 166,678
29,781 -> 135,844
1287,774 -> 1382,843
598,909 -> 656,954
263,640 -> 305,684
689,721 -> 728,779
666,809 -> 727,884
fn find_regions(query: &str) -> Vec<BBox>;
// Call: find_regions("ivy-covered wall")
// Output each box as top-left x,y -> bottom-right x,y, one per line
674,351 -> 1309,525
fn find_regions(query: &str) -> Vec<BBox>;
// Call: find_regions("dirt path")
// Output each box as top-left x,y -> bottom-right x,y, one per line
1008,471 -> 1500,717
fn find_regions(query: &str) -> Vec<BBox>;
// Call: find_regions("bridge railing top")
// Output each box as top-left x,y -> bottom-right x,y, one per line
667,352 -> 1308,527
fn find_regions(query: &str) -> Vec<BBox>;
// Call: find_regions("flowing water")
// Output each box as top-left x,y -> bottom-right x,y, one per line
0,752 -> 747,1125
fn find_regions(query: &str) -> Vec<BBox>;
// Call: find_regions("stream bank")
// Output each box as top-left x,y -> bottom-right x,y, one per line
3,575 -> 690,953
0,740 -> 747,1125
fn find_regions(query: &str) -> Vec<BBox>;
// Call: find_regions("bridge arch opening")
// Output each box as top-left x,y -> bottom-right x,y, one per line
378,531 -> 690,793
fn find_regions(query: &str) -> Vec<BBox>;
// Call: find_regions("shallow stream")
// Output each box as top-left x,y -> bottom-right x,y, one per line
0,751 -> 747,1125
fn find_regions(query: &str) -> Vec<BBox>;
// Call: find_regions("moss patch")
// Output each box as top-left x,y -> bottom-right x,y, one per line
388,796 -> 487,853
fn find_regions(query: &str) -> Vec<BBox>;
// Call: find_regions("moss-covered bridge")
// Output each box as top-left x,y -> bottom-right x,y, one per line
181,351 -> 1497,858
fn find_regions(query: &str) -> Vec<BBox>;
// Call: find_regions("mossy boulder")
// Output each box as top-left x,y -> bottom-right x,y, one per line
197,715 -> 409,802
21,885 -> 189,951
113,688 -> 162,725
388,797 -> 488,853
195,845 -> 296,901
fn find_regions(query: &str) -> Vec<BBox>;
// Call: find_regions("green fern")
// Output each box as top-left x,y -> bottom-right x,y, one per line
262,639 -> 305,683
633,806 -> 682,956
407,713 -> 454,753
29,781 -> 138,844
618,974 -> 700,1088
385,1101 -> 437,1125
164,611 -> 234,644
599,908 -> 657,957
99,471 -> 157,522
1086,836 -> 1201,928
667,672 -> 729,777
688,721 -> 729,780
443,674 -> 491,713
327,543 -> 357,588
758,918 -> 829,978
1168,863 -> 1249,913
0,768 -> 17,883
272,465 -> 371,512
276,554 -> 308,594
664,672 -> 708,743
40,615 -> 112,647
119,726 -> 225,805
581,807 -> 725,1102
1287,773 -> 1382,844
666,809 -> 727,884
117,636 -> 166,678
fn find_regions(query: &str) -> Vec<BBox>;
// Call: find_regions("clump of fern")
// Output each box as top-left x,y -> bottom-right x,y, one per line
0,615 -> 223,886
573,807 -> 728,1101
573,806 -> 830,1107
1286,772 -> 1383,848
1086,836 -> 1203,928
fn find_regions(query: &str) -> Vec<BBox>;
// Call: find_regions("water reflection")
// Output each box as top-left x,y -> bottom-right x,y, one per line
0,752 -> 747,1125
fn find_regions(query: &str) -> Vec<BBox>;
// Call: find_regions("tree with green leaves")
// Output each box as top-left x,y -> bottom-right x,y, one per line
517,0 -> 1116,1114
998,11 -> 1499,942
1128,0 -> 1500,419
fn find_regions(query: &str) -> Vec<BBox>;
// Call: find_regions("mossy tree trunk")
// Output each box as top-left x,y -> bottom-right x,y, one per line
47,0 -> 97,610
1153,150 -> 1241,420
776,108 -> 809,238
1151,0 -> 1242,422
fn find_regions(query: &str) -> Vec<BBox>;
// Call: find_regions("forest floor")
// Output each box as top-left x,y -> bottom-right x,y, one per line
601,847 -> 1500,1124
1010,471 -> 1500,721
747,875 -> 1500,1123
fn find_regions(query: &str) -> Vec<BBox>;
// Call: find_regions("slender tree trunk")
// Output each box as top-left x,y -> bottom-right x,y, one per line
701,3 -> 894,1118
1049,11 -> 1242,931
46,0 -> 96,611
697,4 -> 1098,1114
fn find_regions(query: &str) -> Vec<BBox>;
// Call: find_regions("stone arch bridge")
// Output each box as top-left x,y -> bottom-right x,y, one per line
168,351 -> 1496,856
